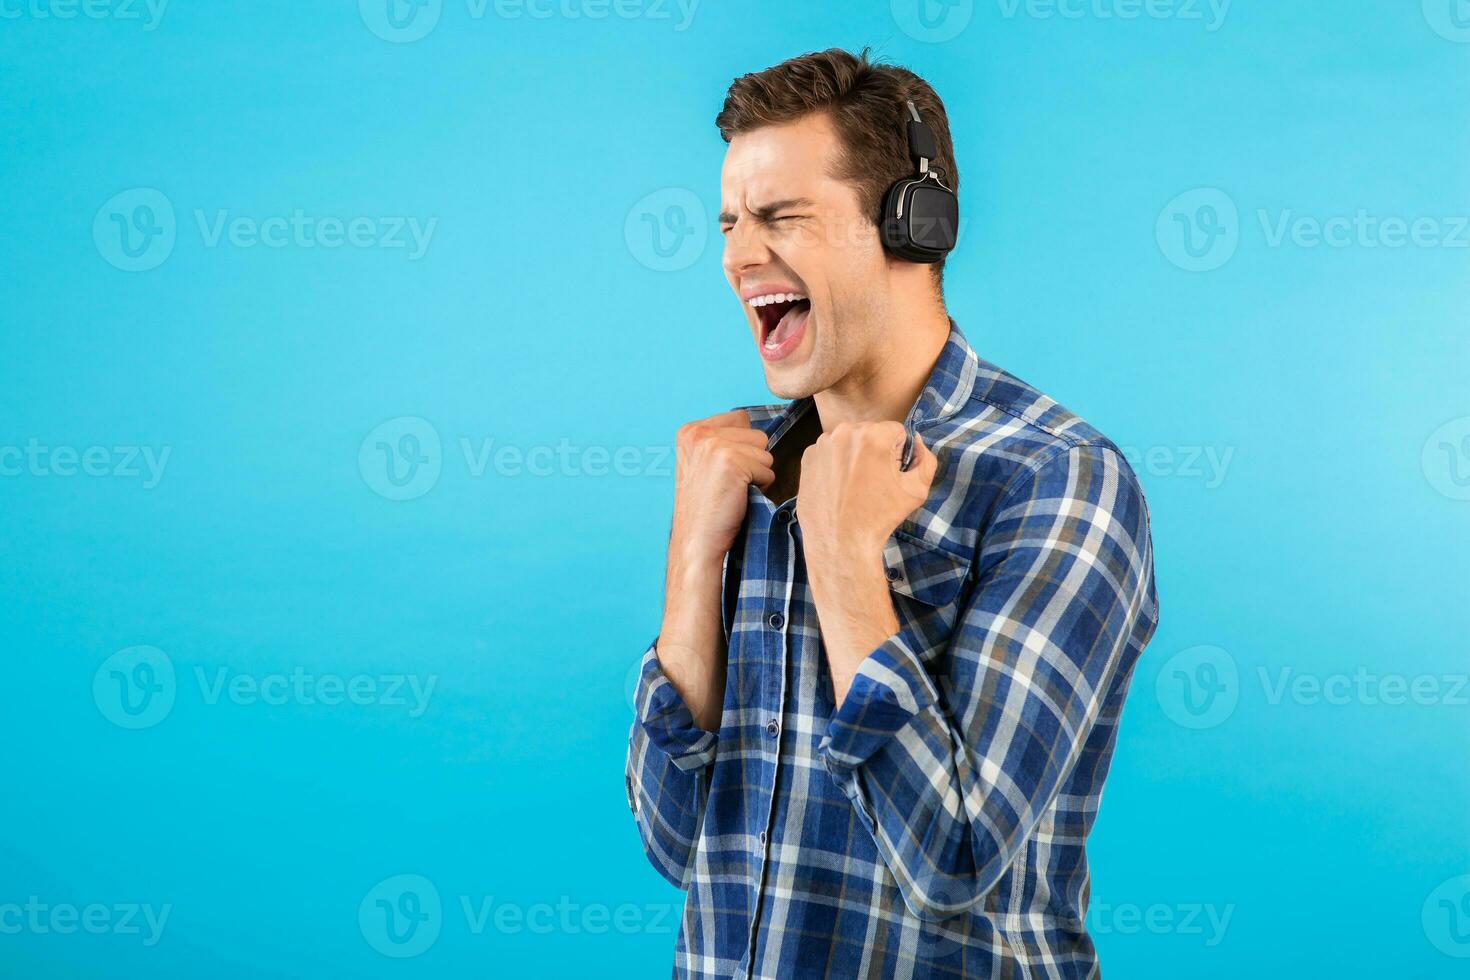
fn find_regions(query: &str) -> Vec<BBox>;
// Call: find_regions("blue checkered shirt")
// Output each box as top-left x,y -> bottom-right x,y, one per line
626,324 -> 1160,979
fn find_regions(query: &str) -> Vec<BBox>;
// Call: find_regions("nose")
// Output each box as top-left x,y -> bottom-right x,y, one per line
721,218 -> 771,280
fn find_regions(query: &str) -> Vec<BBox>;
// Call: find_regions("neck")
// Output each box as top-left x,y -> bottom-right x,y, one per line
813,295 -> 951,431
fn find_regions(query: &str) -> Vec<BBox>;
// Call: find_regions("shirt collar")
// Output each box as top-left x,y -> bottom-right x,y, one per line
905,317 -> 979,428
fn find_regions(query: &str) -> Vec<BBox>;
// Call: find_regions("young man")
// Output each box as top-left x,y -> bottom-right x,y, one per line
625,49 -> 1159,979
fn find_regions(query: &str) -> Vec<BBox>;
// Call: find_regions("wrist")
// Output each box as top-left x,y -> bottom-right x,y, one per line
805,538 -> 889,600
668,528 -> 732,571
659,547 -> 723,642
804,526 -> 887,570
806,548 -> 900,704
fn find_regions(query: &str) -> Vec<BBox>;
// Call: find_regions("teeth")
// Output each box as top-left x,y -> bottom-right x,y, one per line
747,291 -> 808,308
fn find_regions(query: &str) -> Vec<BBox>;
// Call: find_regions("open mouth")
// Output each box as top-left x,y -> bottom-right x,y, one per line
749,291 -> 812,361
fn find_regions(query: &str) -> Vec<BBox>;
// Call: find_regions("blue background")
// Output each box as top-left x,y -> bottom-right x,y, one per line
2,1 -> 1467,976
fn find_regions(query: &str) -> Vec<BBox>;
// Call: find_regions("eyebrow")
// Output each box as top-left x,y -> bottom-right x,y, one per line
719,197 -> 815,226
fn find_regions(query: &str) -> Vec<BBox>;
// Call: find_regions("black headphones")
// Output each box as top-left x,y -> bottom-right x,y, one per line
879,101 -> 959,263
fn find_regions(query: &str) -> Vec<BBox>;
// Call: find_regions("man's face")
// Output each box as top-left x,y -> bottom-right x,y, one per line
720,112 -> 892,400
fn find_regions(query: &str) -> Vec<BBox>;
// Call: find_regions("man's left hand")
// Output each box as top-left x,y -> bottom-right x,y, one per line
799,421 -> 937,563
797,421 -> 938,703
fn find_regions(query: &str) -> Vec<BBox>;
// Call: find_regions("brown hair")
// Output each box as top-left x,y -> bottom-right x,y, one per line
715,47 -> 958,280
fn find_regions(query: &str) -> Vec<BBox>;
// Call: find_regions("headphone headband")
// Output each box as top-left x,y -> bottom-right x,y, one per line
904,101 -> 938,174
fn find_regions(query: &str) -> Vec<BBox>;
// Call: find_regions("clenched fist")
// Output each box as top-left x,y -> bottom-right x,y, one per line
797,420 -> 938,566
797,421 -> 939,704
669,409 -> 775,563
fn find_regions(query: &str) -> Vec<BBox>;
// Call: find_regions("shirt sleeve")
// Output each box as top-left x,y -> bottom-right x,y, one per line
818,443 -> 1159,921
625,640 -> 719,890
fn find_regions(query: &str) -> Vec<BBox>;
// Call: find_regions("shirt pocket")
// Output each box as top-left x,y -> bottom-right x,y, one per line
881,529 -> 973,661
882,528 -> 971,606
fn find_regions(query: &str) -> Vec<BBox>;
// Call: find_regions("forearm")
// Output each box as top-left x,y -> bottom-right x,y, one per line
655,539 -> 727,732
806,542 -> 900,705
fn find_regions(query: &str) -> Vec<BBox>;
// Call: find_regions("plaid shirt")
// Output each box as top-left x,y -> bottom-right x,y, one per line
626,323 -> 1160,979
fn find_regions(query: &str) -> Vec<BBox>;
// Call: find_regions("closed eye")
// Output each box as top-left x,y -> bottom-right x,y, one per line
719,212 -> 808,235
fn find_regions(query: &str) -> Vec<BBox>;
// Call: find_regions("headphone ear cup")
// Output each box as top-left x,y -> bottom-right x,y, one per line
905,182 -> 959,258
880,178 -> 958,263
879,179 -> 913,255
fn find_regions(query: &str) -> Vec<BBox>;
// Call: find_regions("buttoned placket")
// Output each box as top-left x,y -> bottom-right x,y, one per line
740,497 -> 798,980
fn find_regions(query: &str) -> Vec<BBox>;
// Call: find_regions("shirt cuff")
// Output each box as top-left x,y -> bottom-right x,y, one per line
819,626 -> 942,775
633,641 -> 719,772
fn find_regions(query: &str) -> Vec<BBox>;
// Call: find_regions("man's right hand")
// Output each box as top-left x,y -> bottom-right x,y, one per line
654,410 -> 773,733
669,409 -> 775,562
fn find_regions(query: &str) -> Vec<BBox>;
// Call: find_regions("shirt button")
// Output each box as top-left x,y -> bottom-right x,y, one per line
885,566 -> 902,582
766,719 -> 779,737
768,612 -> 784,630
776,509 -> 791,523
758,830 -> 767,845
